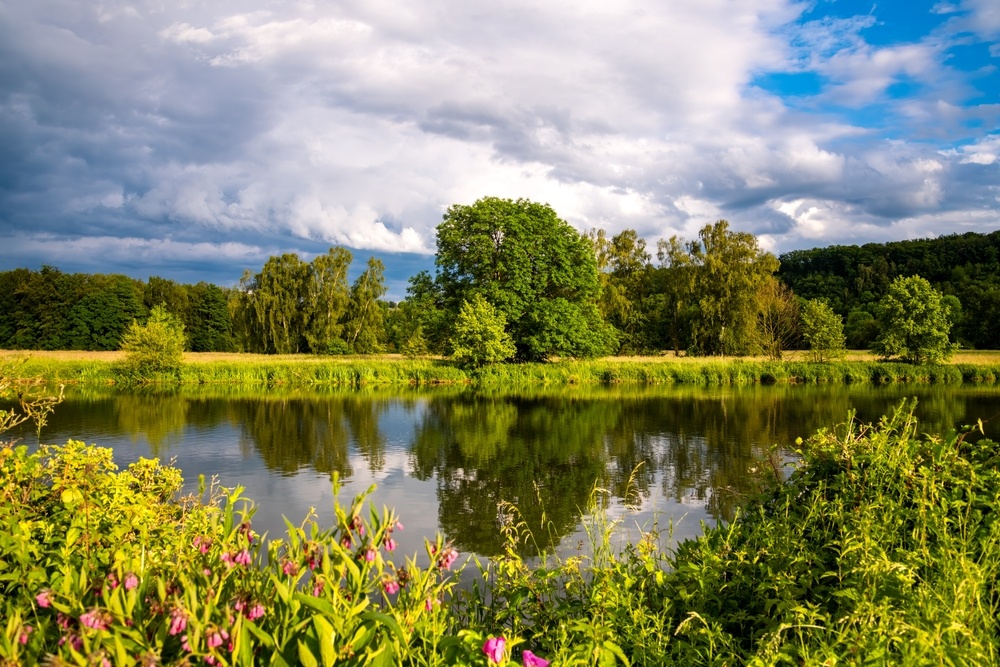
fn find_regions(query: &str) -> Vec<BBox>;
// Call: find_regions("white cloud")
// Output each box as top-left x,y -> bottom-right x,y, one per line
1,0 -> 998,287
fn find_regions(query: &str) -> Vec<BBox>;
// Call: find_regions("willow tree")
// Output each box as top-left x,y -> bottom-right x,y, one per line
343,257 -> 387,353
664,221 -> 780,356
233,247 -> 355,354
304,247 -> 352,353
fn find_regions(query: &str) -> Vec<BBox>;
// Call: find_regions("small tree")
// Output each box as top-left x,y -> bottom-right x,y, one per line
872,275 -> 956,364
120,305 -> 187,376
751,278 -> 800,361
451,294 -> 515,368
800,299 -> 846,362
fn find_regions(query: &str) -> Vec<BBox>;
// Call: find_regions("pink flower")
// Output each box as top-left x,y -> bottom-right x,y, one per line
483,637 -> 506,664
384,537 -> 397,553
341,535 -> 353,549
395,520 -> 404,531
424,598 -> 435,612
282,560 -> 299,576
106,573 -> 119,590
234,549 -> 252,567
18,626 -> 32,645
206,628 -> 229,649
168,608 -> 187,636
312,579 -> 325,597
364,547 -> 376,563
247,603 -> 265,621
35,590 -> 52,608
181,634 -> 193,652
124,573 -> 139,591
194,536 -> 211,554
383,579 -> 399,595
80,609 -> 111,631
437,546 -> 459,569
522,650 -> 550,667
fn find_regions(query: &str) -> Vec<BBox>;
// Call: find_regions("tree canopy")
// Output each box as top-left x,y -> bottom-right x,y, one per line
872,275 -> 956,364
435,197 -> 615,360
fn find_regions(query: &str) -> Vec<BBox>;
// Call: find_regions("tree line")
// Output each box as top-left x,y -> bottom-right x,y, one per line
1,196 -> 994,361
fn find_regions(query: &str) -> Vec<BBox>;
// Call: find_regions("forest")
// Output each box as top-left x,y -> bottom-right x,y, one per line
1,197 -> 998,358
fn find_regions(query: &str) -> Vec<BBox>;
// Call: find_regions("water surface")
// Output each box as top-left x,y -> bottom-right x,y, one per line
6,383 -> 1000,560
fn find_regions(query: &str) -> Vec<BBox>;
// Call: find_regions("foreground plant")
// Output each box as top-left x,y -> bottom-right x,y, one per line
2,400 -> 999,665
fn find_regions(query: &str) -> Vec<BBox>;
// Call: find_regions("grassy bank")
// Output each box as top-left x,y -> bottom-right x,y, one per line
4,350 -> 1000,387
2,403 -> 998,665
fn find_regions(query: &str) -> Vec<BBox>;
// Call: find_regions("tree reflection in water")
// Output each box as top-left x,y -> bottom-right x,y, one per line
9,383 -> 997,559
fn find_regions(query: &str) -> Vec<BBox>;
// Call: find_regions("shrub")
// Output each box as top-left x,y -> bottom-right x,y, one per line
119,305 -> 187,379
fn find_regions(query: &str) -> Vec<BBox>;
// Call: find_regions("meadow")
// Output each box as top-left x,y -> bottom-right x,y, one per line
3,349 -> 1000,388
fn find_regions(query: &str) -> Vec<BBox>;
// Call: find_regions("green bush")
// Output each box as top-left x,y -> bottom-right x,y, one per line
2,404 -> 1000,664
118,305 -> 187,381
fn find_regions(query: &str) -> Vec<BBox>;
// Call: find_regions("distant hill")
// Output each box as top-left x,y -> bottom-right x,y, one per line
778,230 -> 1000,349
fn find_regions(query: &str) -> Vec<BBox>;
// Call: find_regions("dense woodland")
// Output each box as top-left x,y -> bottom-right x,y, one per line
2,200 -> 998,356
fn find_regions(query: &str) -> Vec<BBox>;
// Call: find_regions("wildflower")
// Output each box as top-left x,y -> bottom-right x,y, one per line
384,537 -> 397,553
364,547 -> 376,563
221,552 -> 234,568
522,650 -> 550,667
18,626 -> 32,645
36,590 -> 52,608
341,535 -> 353,549
168,608 -> 187,636
395,520 -> 404,531
234,549 -> 252,567
312,579 -> 325,597
106,573 -> 119,590
282,559 -> 299,576
351,515 -> 365,536
59,633 -> 84,651
483,636 -> 506,664
124,573 -> 139,591
424,598 -> 435,612
181,634 -> 193,652
437,546 -> 459,569
194,536 -> 211,554
80,609 -> 111,631
247,603 -> 265,621
383,578 -> 400,595
206,627 -> 229,649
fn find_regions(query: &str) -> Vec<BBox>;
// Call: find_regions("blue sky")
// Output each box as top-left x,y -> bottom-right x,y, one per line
0,0 -> 997,299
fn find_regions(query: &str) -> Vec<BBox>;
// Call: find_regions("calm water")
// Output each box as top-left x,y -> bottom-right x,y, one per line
6,383 -> 1000,560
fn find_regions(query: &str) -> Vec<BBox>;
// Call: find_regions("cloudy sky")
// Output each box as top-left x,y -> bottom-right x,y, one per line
1,0 -> 997,297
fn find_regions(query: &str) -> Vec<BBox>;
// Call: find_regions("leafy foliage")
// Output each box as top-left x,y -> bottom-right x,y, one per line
436,197 -> 614,361
450,294 -> 516,368
800,298 -> 846,362
119,305 -> 187,379
3,404 -> 1000,664
873,275 -> 957,364
659,221 -> 780,356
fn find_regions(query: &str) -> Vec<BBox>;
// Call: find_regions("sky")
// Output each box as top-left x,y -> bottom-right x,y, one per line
0,0 -> 998,299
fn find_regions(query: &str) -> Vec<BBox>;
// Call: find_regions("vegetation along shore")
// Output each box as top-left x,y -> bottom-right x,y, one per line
2,390 -> 998,664
4,350 -> 1000,388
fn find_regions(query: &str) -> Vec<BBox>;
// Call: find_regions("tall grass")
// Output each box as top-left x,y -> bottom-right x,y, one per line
3,350 -> 1000,388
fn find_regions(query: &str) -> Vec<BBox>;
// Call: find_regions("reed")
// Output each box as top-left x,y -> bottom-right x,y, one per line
4,350 -> 1000,388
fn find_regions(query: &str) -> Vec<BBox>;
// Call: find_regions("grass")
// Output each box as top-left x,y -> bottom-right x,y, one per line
3,349 -> 1000,388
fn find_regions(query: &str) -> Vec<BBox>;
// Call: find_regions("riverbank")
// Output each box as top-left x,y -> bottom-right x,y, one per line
2,403 -> 997,664
3,349 -> 1000,387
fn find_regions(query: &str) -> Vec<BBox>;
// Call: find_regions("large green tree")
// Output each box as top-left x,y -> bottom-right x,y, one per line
660,221 -> 780,356
435,197 -> 615,361
872,275 -> 956,364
